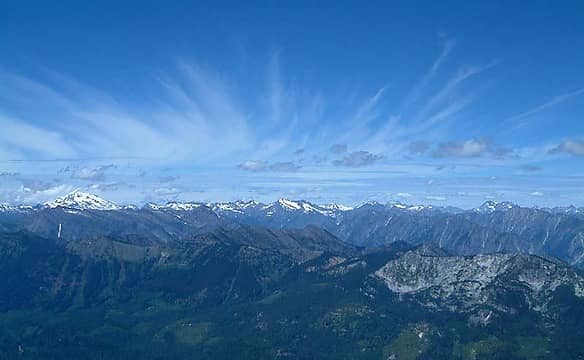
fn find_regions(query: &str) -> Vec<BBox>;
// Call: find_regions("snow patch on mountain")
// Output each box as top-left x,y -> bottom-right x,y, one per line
264,198 -> 351,217
321,203 -> 354,212
164,202 -> 203,211
212,200 -> 261,214
475,200 -> 517,213
143,201 -> 204,211
387,202 -> 432,212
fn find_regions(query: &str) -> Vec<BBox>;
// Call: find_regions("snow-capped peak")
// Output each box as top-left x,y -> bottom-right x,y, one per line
45,191 -> 119,211
276,198 -> 303,211
389,202 -> 408,209
164,202 -> 202,211
320,203 -> 354,212
144,201 -> 203,211
475,200 -> 516,213
269,198 -> 349,217
386,202 -> 430,212
272,198 -> 322,213
212,200 -> 261,214
234,200 -> 260,208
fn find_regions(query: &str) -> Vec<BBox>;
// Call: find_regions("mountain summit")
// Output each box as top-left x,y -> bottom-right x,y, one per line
44,191 -> 120,211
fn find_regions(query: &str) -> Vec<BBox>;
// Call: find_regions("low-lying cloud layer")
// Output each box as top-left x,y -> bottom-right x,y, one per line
238,160 -> 301,172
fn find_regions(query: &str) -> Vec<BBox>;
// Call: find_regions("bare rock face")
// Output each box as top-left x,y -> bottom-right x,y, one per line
374,250 -> 584,314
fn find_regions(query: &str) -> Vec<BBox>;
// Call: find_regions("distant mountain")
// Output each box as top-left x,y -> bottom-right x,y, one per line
0,203 -> 34,213
2,192 -> 584,357
474,200 -> 518,214
44,190 -> 120,210
3,192 -> 584,267
144,201 -> 205,211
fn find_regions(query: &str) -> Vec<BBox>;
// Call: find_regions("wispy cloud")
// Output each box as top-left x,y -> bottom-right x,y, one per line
504,88 -> 584,128
410,61 -> 497,132
0,64 -> 254,163
2,43 -> 580,207
269,161 -> 301,172
88,182 -> 123,192
402,37 -> 455,108
0,114 -> 76,160
238,160 -> 302,172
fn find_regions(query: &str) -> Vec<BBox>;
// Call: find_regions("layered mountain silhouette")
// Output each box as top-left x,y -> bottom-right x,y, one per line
2,191 -> 584,358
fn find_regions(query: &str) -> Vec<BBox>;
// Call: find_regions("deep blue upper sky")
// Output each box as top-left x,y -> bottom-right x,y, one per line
1,1 -> 583,207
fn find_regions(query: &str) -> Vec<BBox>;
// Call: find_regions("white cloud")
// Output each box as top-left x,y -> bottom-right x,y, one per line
15,183 -> 76,204
0,114 -> 76,160
71,164 -> 116,181
433,139 -> 489,158
505,88 -> 584,128
238,160 -> 268,172
332,151 -> 383,167
402,38 -> 455,108
550,139 -> 584,156
0,64 -> 254,163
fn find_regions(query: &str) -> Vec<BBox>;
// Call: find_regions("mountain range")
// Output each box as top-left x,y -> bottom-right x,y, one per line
2,191 -> 584,358
3,191 -> 584,266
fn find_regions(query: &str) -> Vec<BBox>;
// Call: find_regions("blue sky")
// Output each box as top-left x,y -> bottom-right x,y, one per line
1,0 -> 583,207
